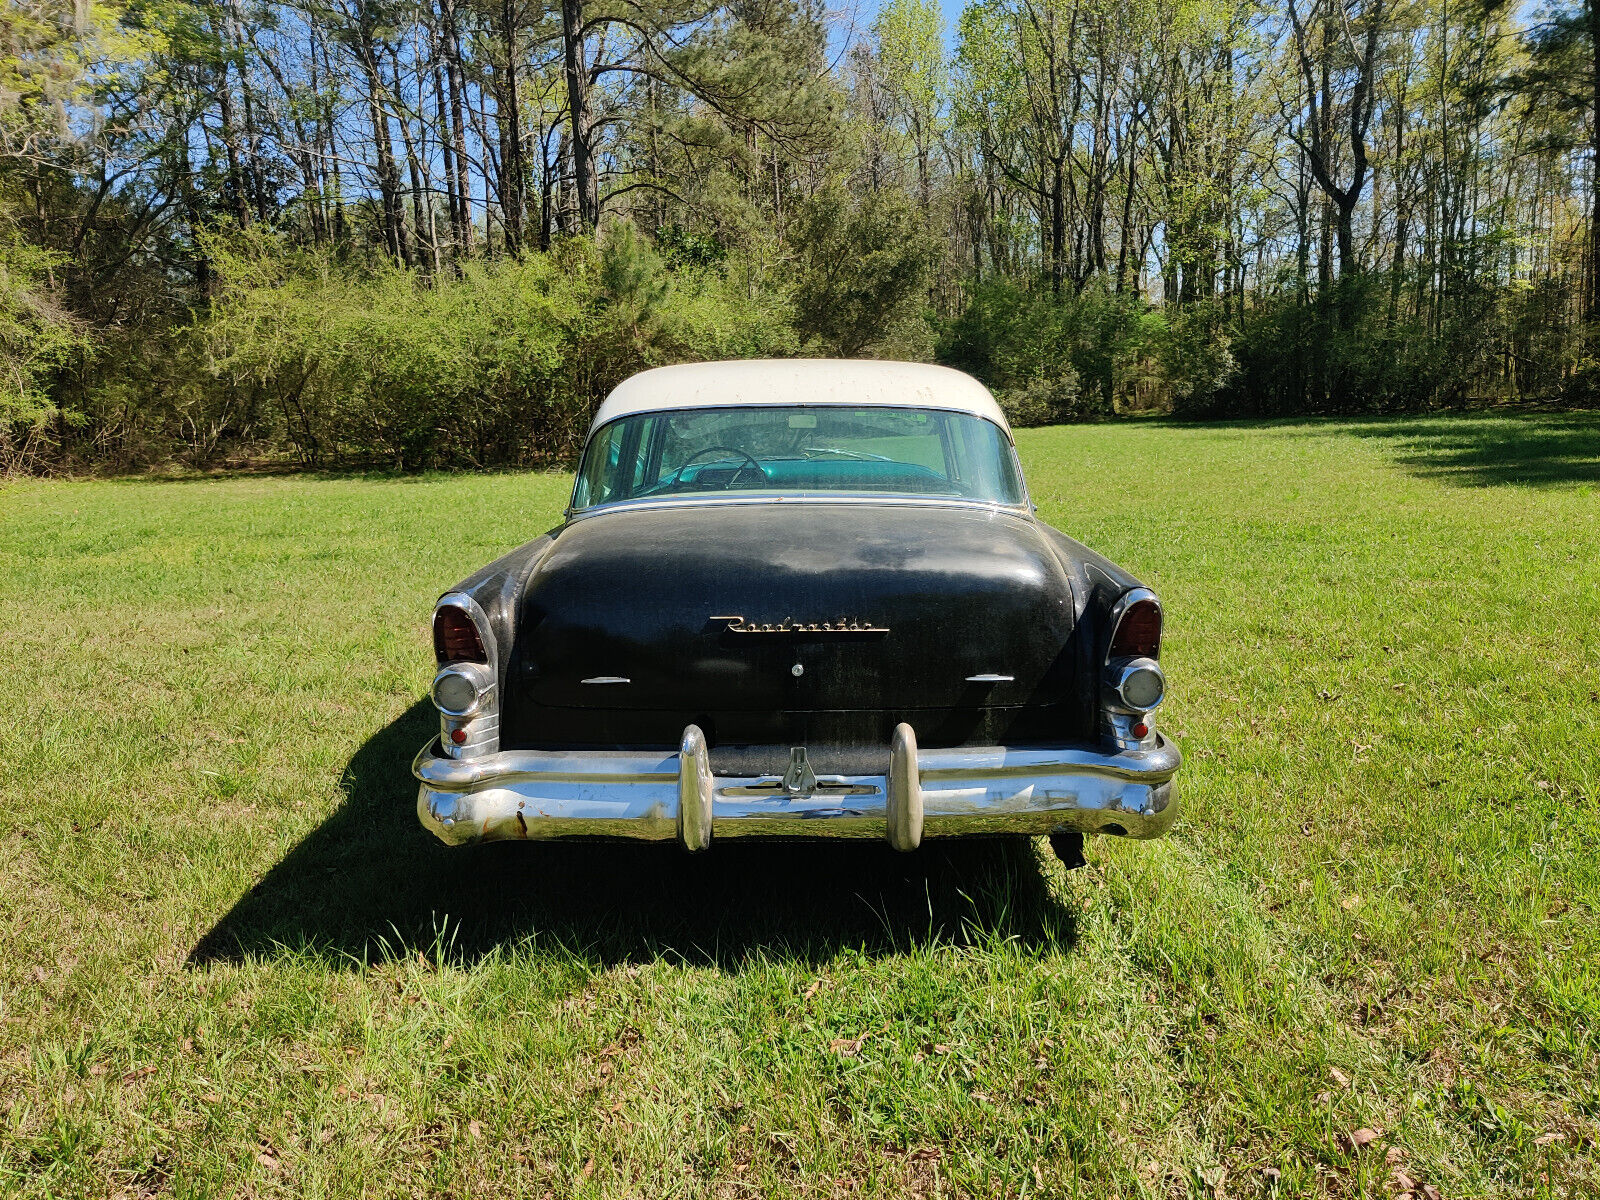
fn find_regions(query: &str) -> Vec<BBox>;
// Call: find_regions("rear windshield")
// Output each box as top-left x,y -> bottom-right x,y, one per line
572,406 -> 1026,509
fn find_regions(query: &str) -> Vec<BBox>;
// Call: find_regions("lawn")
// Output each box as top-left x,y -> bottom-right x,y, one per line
1,413 -> 1597,1198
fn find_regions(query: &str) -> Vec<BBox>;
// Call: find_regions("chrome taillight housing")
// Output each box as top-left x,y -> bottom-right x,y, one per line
431,593 -> 498,758
1103,588 -> 1164,749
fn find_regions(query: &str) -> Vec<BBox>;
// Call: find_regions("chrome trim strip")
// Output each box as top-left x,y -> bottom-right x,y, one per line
565,493 -> 1035,525
414,735 -> 1180,846
965,673 -> 1015,683
581,676 -> 631,685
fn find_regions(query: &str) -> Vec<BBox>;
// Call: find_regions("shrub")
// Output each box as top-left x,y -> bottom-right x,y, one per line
197,228 -> 798,470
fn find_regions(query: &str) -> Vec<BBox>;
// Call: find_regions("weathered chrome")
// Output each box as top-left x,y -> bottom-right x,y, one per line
677,725 -> 714,851
885,723 -> 925,852
431,592 -> 499,759
782,747 -> 818,797
416,734 -> 1180,847
1100,709 -> 1155,752
581,676 -> 631,685
710,615 -> 890,635
965,673 -> 1015,683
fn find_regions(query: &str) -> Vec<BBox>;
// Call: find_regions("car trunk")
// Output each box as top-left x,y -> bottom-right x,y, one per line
502,502 -> 1082,755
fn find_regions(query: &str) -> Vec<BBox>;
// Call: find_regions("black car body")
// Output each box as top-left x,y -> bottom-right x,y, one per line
415,360 -> 1178,852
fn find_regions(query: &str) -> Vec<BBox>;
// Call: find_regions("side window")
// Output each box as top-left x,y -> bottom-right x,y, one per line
573,424 -> 621,507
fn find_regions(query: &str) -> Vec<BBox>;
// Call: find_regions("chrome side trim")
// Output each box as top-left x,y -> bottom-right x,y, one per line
885,723 -> 924,852
581,676 -> 631,685
965,673 -> 1015,683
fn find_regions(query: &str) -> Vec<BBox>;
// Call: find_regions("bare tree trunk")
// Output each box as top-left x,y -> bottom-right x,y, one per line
561,0 -> 600,230
443,0 -> 474,251
435,60 -> 463,253
1588,0 -> 1600,321
497,0 -> 525,251
1049,157 -> 1065,295
215,59 -> 251,228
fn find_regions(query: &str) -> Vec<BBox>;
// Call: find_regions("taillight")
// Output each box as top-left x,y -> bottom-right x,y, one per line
433,605 -> 487,664
1110,597 -> 1161,659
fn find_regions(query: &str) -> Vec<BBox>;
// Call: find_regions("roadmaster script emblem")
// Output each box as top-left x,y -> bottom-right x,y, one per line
710,615 -> 890,635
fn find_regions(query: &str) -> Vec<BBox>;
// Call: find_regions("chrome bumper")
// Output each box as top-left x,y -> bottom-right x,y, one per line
415,723 -> 1180,850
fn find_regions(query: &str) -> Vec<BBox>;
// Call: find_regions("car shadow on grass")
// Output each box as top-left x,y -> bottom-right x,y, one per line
1337,411 -> 1600,487
1167,409 -> 1600,487
189,701 -> 1078,970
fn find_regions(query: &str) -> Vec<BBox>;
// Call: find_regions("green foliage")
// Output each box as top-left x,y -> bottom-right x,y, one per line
0,234 -> 83,471
792,186 -> 932,357
198,231 -> 795,469
940,280 -> 1180,422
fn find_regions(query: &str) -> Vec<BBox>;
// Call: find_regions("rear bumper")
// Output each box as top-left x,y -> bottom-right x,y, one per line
414,726 -> 1180,850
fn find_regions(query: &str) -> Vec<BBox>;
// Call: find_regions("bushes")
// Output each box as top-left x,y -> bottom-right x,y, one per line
939,279 -> 1178,424
197,230 -> 796,470
0,237 -> 84,473
18,219 -> 1589,475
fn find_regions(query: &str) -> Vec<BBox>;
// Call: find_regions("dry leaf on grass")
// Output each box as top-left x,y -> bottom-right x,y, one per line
1341,894 -> 1363,911
468,1119 -> 482,1140
122,1066 -> 156,1085
1349,1127 -> 1380,1149
1329,1066 -> 1351,1088
829,1037 -> 865,1057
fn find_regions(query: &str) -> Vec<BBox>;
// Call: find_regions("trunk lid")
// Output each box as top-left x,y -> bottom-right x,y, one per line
515,502 -> 1076,717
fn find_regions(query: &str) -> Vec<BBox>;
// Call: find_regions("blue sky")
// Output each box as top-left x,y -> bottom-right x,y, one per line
829,0 -> 967,53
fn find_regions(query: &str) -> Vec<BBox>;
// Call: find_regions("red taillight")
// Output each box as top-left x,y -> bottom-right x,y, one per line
1110,598 -> 1161,659
433,605 -> 487,664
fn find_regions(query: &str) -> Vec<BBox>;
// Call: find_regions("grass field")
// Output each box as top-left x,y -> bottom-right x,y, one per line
2,413 -> 1597,1198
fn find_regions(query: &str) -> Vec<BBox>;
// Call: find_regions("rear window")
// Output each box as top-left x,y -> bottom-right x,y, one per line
572,406 -> 1025,509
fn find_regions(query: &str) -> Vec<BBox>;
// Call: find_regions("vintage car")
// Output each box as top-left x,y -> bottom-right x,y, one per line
414,360 -> 1179,859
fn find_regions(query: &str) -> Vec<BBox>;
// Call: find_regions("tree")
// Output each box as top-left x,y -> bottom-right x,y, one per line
792,185 -> 931,355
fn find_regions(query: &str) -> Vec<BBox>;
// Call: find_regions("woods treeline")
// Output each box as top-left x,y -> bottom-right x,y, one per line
1,0 -> 1596,471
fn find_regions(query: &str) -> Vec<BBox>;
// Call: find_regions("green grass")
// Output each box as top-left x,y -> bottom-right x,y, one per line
1,413 -> 1597,1197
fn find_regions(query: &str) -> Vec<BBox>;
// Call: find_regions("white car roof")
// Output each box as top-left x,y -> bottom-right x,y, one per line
589,360 -> 1011,437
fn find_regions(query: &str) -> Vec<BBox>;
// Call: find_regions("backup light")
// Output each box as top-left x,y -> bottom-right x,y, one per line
432,667 -> 484,716
1119,664 -> 1166,710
